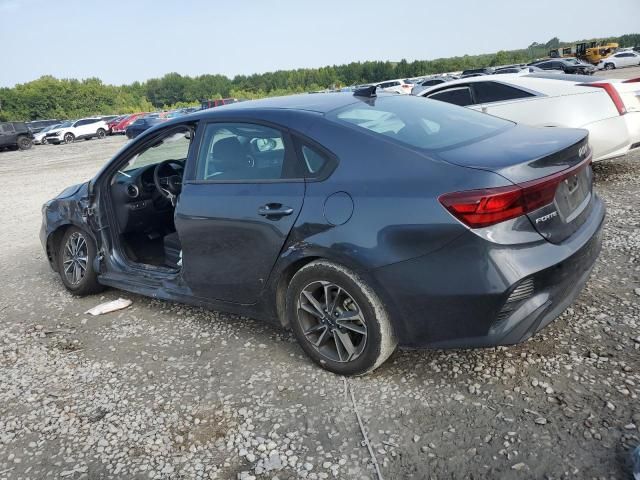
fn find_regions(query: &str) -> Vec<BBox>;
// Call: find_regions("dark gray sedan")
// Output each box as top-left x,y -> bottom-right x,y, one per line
40,90 -> 604,375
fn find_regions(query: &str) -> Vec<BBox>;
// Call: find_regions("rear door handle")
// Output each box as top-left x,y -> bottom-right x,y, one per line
258,203 -> 294,219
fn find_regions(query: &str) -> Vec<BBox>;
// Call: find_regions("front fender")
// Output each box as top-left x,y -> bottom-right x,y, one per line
40,183 -> 94,271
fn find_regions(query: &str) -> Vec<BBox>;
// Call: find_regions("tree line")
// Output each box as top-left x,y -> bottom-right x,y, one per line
1,33 -> 638,122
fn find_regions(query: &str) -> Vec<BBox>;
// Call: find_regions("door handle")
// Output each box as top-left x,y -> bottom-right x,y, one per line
258,203 -> 294,218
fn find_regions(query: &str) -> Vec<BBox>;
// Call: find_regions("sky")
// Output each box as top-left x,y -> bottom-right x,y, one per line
1,0 -> 639,87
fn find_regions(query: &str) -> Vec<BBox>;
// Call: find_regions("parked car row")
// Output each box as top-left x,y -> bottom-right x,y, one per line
1,108 -> 205,152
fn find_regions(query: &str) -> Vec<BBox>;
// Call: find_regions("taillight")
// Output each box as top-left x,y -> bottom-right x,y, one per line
580,82 -> 627,115
439,155 -> 592,229
623,77 -> 640,83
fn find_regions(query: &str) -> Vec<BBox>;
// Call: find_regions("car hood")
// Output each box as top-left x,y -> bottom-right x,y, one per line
56,181 -> 87,199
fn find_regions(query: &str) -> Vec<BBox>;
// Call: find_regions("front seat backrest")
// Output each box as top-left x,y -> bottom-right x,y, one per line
210,136 -> 247,177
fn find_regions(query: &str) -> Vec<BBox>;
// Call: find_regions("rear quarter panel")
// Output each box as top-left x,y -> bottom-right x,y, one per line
285,116 -> 512,271
484,91 -> 618,128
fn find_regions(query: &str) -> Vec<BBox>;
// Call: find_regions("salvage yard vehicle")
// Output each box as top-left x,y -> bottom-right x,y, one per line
41,91 -> 604,375
529,58 -> 596,75
418,74 -> 640,162
26,119 -> 62,134
33,124 -> 61,144
461,67 -> 494,77
0,121 -> 34,150
375,79 -> 414,94
411,76 -> 455,95
125,116 -> 165,139
45,118 -> 109,144
598,51 -> 640,70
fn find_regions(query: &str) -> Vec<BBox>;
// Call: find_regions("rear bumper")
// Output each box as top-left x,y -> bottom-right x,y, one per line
372,195 -> 605,349
587,112 -> 640,161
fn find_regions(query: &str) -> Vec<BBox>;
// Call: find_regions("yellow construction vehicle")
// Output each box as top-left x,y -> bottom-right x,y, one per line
575,42 -> 619,65
549,47 -> 573,58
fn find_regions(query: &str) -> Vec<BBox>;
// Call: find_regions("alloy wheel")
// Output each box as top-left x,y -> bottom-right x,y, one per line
297,281 -> 367,363
62,231 -> 88,285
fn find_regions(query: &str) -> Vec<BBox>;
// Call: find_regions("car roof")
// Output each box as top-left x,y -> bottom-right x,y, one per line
417,73 -> 611,97
189,92 -> 389,116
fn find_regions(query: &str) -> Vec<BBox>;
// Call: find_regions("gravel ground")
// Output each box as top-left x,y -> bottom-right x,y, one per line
0,131 -> 639,480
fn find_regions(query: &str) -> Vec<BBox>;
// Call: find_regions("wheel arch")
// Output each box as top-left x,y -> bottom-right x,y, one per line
45,221 -> 95,272
270,247 -> 400,332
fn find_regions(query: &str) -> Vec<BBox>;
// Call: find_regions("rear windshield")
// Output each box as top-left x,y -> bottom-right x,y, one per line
328,95 -> 513,150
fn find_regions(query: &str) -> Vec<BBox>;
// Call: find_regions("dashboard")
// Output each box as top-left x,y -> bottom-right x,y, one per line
110,161 -> 184,234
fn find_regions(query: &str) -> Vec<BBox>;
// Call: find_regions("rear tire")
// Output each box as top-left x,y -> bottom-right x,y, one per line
286,260 -> 397,376
17,136 -> 33,150
56,227 -> 103,296
63,133 -> 75,144
96,128 -> 106,139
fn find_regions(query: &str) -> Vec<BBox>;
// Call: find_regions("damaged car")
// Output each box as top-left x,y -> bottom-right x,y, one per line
41,90 -> 604,375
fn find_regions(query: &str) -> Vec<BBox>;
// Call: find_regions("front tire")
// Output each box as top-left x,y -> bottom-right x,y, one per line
604,62 -> 615,70
56,227 -> 103,296
286,260 -> 397,375
63,133 -> 75,144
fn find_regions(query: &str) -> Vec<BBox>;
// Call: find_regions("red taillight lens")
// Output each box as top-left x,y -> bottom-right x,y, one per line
580,82 -> 627,115
623,77 -> 640,83
440,185 -> 525,228
439,155 -> 592,229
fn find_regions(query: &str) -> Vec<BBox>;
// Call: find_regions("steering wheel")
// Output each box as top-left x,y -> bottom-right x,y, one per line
153,160 -> 183,206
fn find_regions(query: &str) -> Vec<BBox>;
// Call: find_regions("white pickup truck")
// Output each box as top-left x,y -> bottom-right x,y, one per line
45,118 -> 109,144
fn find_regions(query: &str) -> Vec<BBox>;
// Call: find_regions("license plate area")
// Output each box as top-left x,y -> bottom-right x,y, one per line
554,166 -> 592,223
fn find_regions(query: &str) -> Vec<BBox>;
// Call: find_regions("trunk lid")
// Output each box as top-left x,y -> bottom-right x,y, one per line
437,124 -> 593,243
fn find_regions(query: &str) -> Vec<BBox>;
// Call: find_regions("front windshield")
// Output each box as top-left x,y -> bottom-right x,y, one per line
57,121 -> 73,128
120,129 -> 192,174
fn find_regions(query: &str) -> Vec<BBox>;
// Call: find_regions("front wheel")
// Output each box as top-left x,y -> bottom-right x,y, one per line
63,133 -> 75,144
604,63 -> 615,70
286,260 -> 397,375
56,227 -> 103,296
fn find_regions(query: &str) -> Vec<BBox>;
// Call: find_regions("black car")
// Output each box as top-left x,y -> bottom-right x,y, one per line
125,117 -> 166,139
461,67 -> 494,78
528,58 -> 595,75
0,122 -> 34,151
26,119 -> 62,134
493,65 -> 545,74
40,91 -> 604,375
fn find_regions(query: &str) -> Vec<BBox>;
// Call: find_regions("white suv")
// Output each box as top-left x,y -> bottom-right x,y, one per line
375,79 -> 414,94
45,118 -> 109,144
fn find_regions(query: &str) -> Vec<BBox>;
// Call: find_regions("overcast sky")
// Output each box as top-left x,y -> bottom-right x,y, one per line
1,0 -> 638,87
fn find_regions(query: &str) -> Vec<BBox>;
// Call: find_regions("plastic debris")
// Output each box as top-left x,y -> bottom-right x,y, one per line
84,298 -> 132,316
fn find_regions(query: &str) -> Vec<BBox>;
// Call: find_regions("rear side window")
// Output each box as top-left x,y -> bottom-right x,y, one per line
329,95 -> 512,150
428,86 -> 474,106
472,82 -> 535,103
